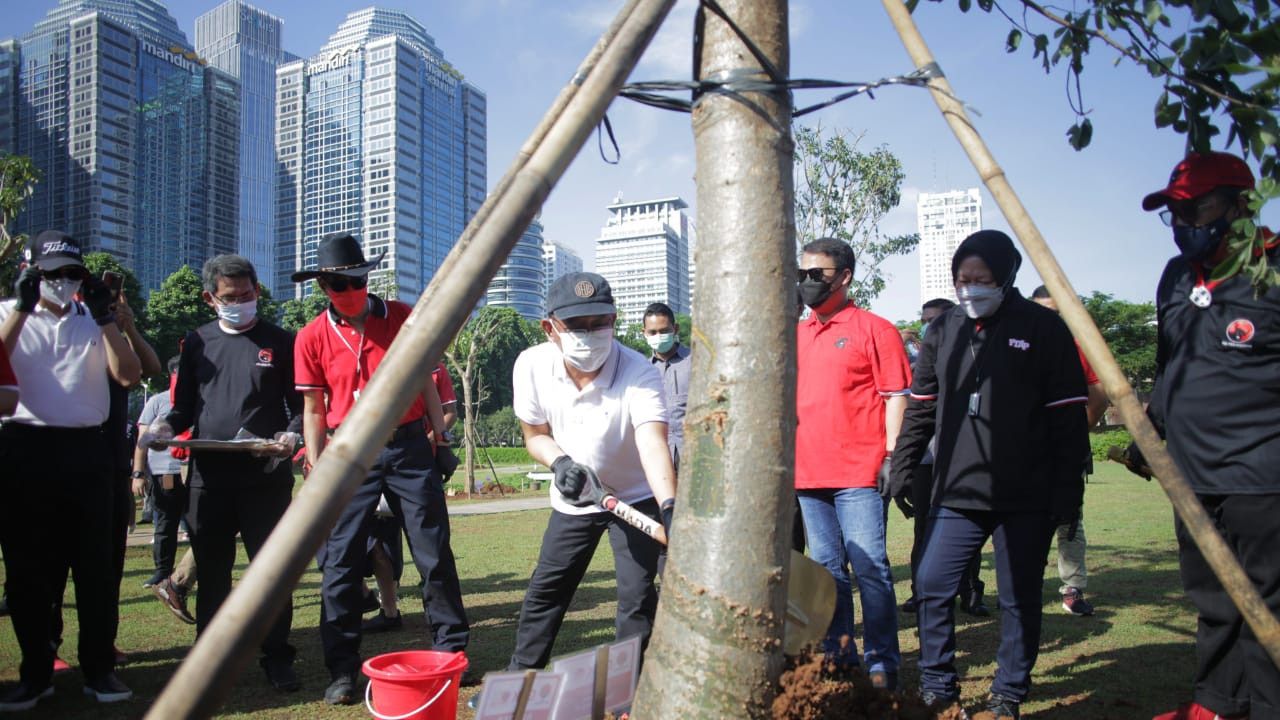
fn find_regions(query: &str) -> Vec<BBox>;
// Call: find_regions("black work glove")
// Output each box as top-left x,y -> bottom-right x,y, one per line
876,457 -> 893,499
1120,442 -> 1153,480
433,444 -> 459,480
81,276 -> 117,326
551,455 -> 601,508
659,498 -> 675,538
894,494 -> 915,519
14,266 -> 40,313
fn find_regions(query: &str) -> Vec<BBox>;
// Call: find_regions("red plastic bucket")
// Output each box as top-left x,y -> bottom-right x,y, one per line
362,650 -> 468,720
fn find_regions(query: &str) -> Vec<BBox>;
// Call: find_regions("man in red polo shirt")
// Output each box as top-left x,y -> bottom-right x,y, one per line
795,237 -> 910,690
293,233 -> 467,706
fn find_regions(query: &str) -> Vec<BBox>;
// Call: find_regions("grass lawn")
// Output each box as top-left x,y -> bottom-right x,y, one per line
0,463 -> 1198,718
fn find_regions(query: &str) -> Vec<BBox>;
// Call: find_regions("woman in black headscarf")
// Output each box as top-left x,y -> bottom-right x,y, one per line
890,230 -> 1089,718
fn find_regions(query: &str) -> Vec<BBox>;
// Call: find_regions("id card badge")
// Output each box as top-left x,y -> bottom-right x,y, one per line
967,391 -> 981,417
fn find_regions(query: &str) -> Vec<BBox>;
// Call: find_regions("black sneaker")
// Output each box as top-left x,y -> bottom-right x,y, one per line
920,690 -> 967,719
260,657 -> 300,692
0,682 -> 53,712
899,597 -> 919,614
981,692 -> 1021,719
324,674 -> 357,705
142,571 -> 165,589
363,610 -> 403,633
360,590 -> 381,615
83,673 -> 132,703
960,591 -> 991,617
1061,587 -> 1095,616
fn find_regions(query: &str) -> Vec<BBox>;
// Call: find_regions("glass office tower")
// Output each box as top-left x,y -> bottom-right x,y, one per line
196,1 -> 289,292
275,8 -> 486,301
0,0 -> 239,292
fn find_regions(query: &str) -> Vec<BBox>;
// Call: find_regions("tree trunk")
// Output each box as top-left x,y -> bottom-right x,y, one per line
632,1 -> 794,717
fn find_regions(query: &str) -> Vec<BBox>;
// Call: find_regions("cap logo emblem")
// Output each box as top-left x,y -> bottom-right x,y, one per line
42,240 -> 77,256
574,281 -> 596,298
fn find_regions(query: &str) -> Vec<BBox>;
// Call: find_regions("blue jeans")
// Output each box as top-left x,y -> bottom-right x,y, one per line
917,506 -> 1054,701
797,487 -> 900,674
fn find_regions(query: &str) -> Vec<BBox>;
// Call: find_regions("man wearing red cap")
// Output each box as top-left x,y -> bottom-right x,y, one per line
1136,152 -> 1280,720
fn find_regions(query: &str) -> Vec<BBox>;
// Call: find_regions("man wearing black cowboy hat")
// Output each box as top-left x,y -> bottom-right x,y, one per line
292,232 -> 465,705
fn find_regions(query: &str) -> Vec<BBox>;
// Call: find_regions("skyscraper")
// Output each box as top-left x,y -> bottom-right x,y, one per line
916,188 -> 982,305
542,238 -> 583,295
485,217 -> 546,320
274,8 -> 486,300
0,0 -> 240,292
595,195 -> 692,327
195,0 -> 291,293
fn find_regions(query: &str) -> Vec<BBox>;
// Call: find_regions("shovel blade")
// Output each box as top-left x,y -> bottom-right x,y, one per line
783,549 -> 835,655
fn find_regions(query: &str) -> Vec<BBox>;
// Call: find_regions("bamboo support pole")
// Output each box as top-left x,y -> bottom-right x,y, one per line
632,0 -> 796,716
144,1 -> 676,716
880,0 -> 1280,669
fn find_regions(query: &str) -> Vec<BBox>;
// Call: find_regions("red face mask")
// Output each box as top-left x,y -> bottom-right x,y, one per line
327,286 -> 369,317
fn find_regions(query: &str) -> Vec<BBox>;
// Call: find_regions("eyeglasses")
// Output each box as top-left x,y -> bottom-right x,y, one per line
797,267 -> 838,283
1158,194 -> 1230,227
42,267 -> 88,281
319,274 -> 368,292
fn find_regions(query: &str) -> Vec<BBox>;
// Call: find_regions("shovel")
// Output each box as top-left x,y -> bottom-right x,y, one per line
596,492 -> 835,655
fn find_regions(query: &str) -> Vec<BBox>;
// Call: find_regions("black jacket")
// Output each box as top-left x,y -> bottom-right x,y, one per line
892,290 -> 1088,515
1149,239 -> 1280,494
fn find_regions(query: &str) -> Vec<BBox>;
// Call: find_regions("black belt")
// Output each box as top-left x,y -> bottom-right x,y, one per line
329,417 -> 424,446
0,422 -> 103,436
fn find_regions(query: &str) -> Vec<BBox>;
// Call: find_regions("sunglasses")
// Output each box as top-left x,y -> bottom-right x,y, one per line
797,267 -> 838,283
319,275 -> 368,292
42,267 -> 88,281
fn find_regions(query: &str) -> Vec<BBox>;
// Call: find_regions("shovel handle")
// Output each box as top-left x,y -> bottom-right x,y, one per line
600,494 -> 668,546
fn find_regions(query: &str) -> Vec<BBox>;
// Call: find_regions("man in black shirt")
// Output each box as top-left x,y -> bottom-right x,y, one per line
892,231 -> 1088,719
143,254 -> 303,693
1137,152 -> 1280,720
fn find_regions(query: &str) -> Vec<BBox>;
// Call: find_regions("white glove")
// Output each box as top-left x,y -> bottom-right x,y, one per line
141,419 -> 174,449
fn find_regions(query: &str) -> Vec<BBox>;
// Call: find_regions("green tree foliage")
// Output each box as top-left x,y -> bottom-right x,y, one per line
472,307 -> 539,414
0,153 -> 40,265
793,125 -> 919,307
477,407 -> 521,446
1082,291 -> 1158,393
278,291 -> 329,332
914,0 -> 1280,286
82,252 -> 146,324
144,266 -> 215,362
256,284 -> 280,325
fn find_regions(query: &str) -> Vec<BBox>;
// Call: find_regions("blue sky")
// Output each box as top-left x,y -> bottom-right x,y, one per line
11,0 -> 1274,323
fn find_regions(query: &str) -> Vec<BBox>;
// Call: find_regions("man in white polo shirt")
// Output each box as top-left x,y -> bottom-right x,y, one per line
0,231 -> 141,711
506,272 -> 677,671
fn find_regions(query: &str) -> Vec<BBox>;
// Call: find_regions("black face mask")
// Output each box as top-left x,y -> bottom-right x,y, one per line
798,278 -> 834,309
1174,216 -> 1230,264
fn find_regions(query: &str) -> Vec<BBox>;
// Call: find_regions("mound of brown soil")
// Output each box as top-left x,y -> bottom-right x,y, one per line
772,651 -> 963,720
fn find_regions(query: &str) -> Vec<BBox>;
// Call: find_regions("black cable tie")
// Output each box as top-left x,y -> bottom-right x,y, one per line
597,114 -> 620,165
698,0 -> 786,86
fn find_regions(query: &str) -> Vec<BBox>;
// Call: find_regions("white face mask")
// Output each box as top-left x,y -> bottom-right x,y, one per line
956,284 -> 1004,320
40,278 -> 81,308
557,327 -> 614,372
645,332 -> 676,354
215,299 -> 258,329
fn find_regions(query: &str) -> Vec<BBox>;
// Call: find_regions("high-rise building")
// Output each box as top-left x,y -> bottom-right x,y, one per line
485,217 -> 545,320
917,188 -> 981,306
0,0 -> 240,292
195,0 -> 291,293
274,8 -> 486,300
542,238 -> 583,295
595,195 -> 692,327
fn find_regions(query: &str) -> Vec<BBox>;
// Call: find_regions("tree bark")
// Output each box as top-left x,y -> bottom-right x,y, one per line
632,1 -> 795,717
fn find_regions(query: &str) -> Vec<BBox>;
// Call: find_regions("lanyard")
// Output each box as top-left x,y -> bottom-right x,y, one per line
327,314 -> 366,401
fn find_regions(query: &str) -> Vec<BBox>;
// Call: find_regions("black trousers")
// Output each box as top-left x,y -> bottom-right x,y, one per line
1176,493 -> 1280,720
909,464 -> 983,601
917,507 -> 1054,702
507,498 -> 662,670
186,459 -> 295,662
151,473 -> 188,577
0,424 -> 116,686
318,429 -> 468,677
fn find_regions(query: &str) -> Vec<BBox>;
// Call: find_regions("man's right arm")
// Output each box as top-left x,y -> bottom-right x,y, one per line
302,390 -> 328,471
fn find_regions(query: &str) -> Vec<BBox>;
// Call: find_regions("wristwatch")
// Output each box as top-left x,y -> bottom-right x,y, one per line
131,470 -> 146,480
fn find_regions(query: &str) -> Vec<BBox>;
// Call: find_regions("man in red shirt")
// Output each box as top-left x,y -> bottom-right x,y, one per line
795,237 -> 911,689
1031,286 -> 1109,618
293,233 -> 466,705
